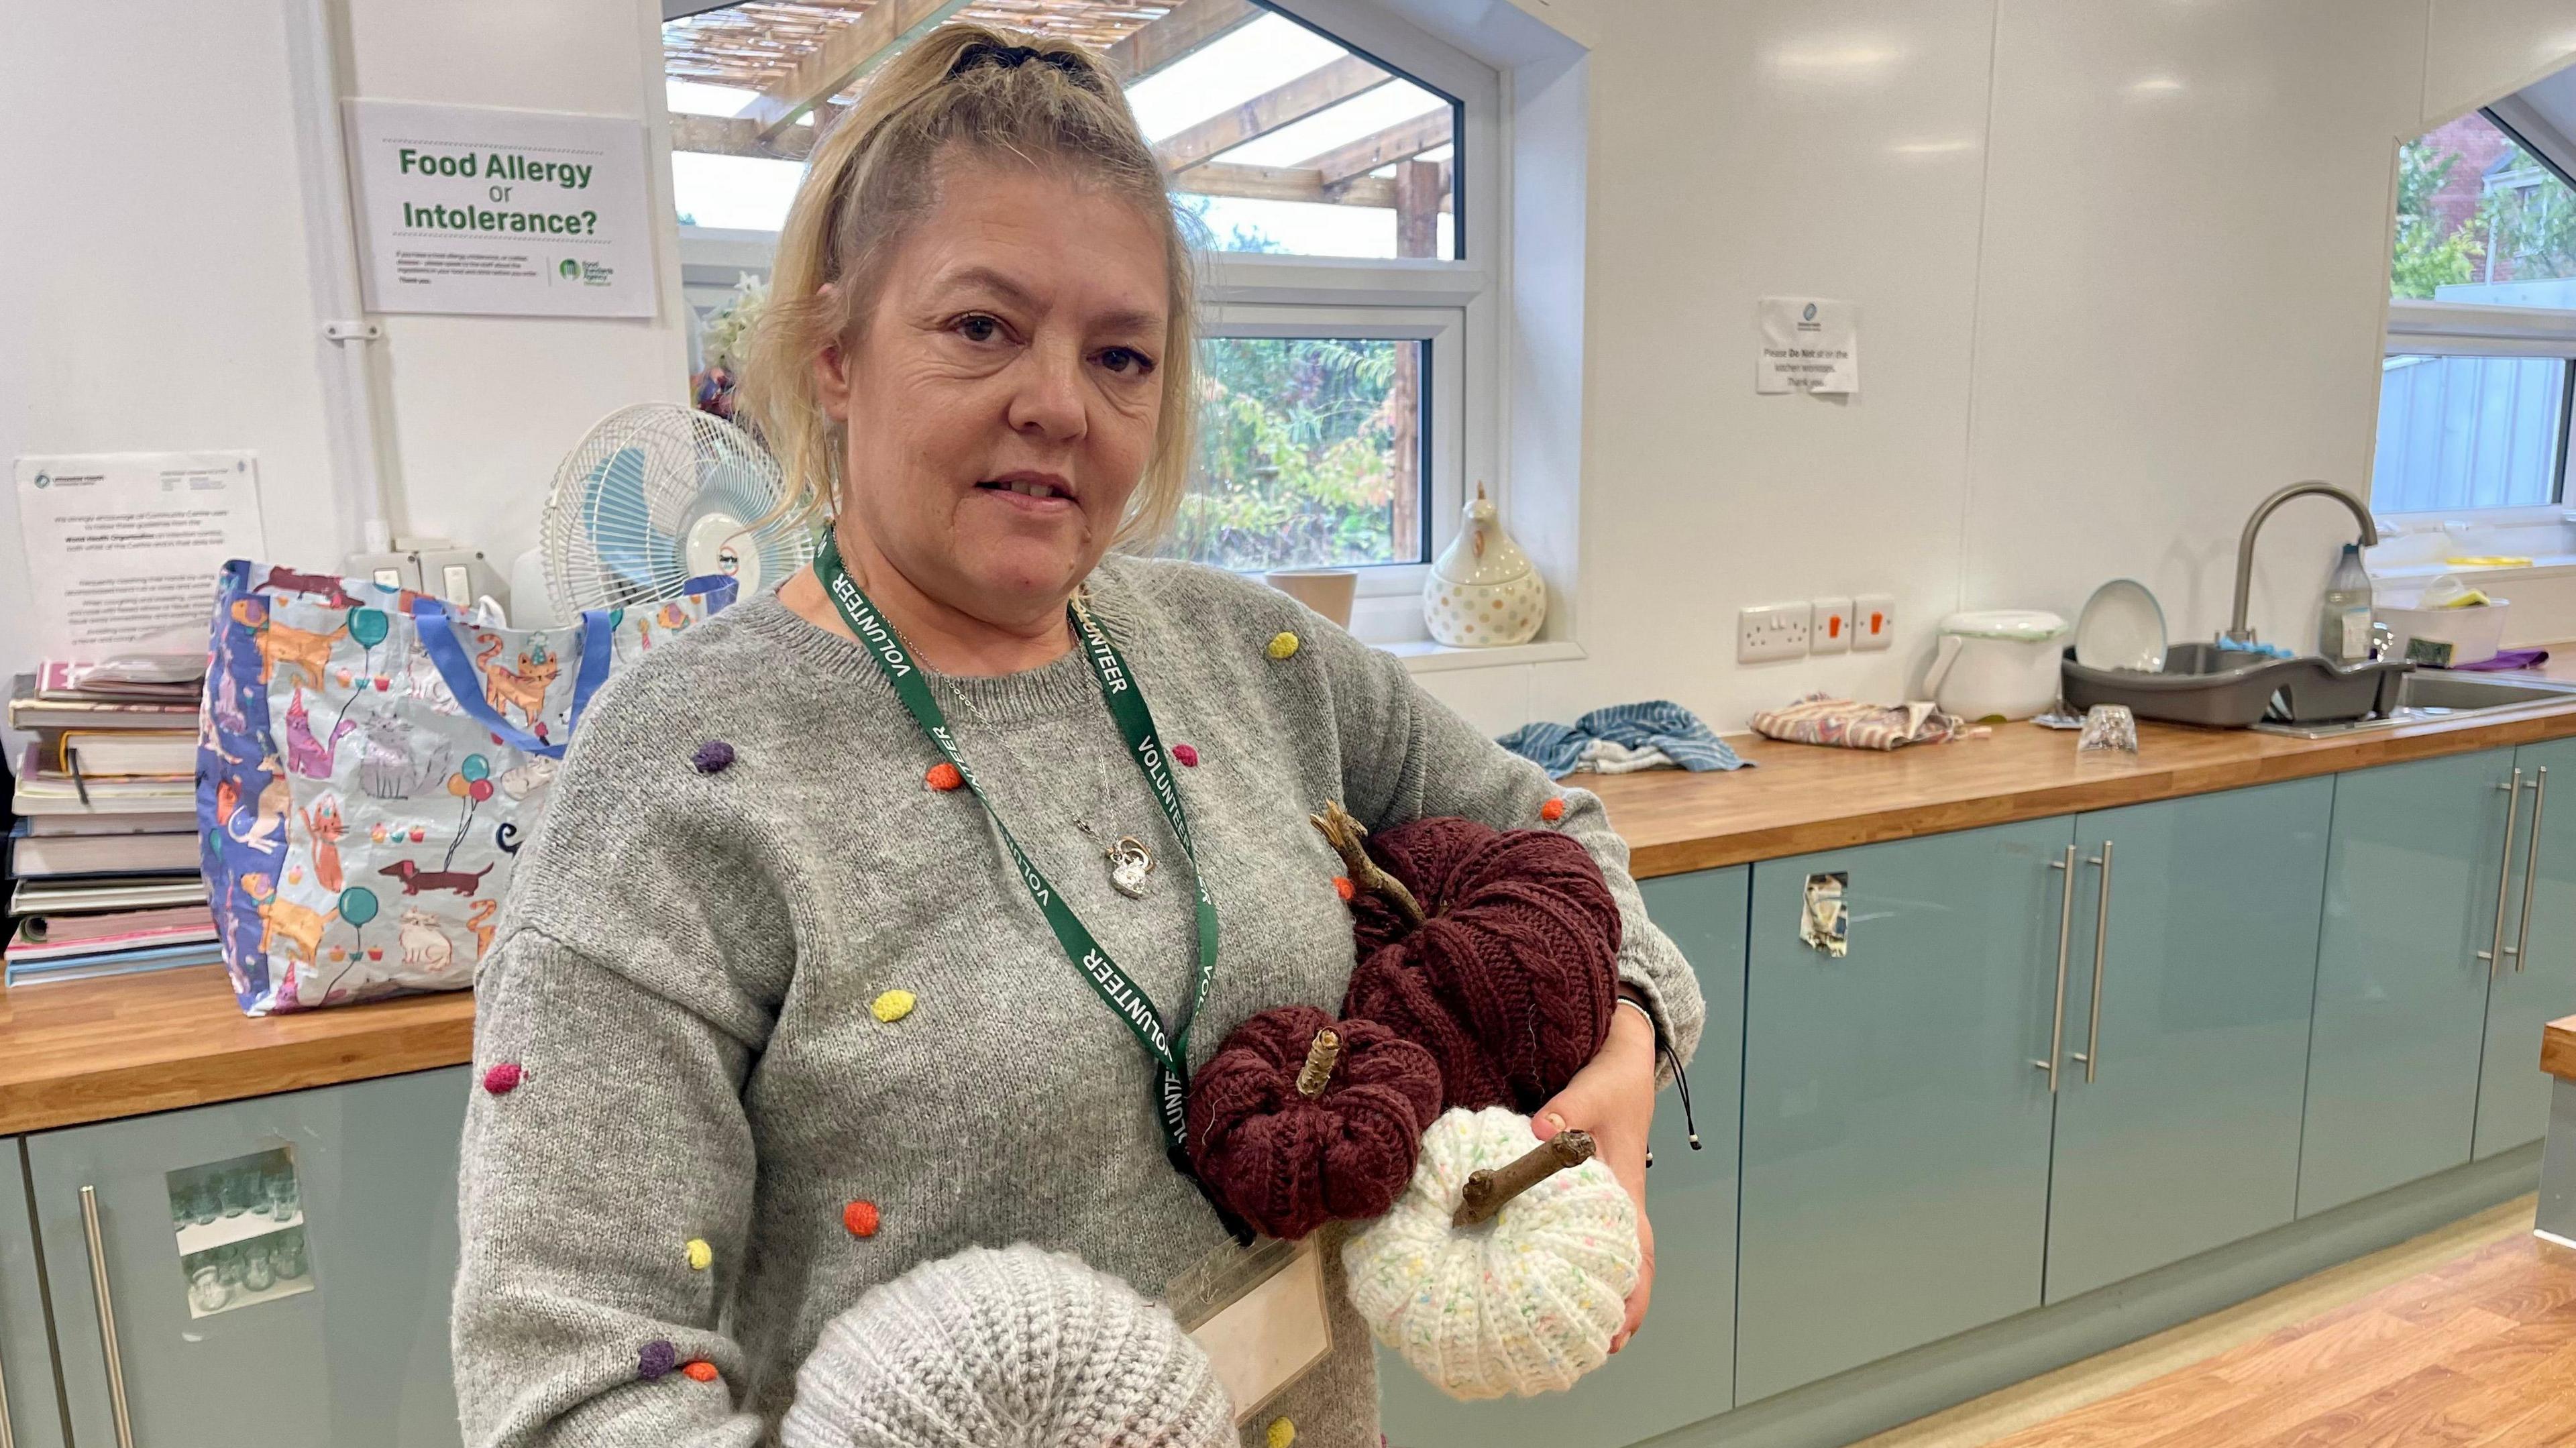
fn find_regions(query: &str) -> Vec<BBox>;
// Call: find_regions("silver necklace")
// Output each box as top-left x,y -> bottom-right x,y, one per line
1077,820 -> 1155,898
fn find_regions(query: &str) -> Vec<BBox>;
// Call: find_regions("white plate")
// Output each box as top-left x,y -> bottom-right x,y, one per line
2076,578 -> 2168,671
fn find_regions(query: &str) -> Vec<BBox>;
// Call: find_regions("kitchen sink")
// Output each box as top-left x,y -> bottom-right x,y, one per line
2251,669 -> 2576,738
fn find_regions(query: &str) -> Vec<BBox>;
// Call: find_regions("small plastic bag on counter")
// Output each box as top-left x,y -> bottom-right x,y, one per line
2076,704 -> 2139,755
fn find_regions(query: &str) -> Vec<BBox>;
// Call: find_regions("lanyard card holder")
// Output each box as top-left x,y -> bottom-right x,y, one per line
1167,1234 -> 1333,1425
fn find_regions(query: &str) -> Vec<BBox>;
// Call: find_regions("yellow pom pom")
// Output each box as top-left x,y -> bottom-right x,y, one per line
871,989 -> 916,1023
1265,1418 -> 1295,1448
686,1238 -> 712,1271
1266,631 -> 1301,660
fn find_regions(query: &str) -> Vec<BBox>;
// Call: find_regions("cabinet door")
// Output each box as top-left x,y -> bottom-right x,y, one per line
2303,748 -> 2517,1215
2043,779 -> 2332,1301
1736,820 -> 2070,1404
2481,738 -> 2576,1158
1378,866 -> 1749,1448
3,1137 -> 68,1448
27,1068 -> 469,1448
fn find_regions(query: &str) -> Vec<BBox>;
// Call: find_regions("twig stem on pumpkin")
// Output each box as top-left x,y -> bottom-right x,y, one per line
1295,1027 -> 1342,1098
1452,1129 -> 1596,1226
1309,801 -> 1426,930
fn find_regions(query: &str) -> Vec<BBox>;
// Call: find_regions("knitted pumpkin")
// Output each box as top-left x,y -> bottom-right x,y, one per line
1316,804 -> 1621,1113
1186,1004 -> 1443,1241
780,1243 -> 1232,1447
1344,1107 -> 1640,1400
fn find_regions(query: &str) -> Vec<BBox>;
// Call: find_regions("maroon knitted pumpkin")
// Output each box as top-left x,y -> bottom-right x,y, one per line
1341,816 -> 1622,1113
1186,1005 -> 1443,1241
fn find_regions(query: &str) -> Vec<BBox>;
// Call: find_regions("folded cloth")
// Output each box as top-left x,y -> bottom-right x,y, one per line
2449,647 -> 2551,673
1498,700 -> 1750,775
1750,693 -> 1965,750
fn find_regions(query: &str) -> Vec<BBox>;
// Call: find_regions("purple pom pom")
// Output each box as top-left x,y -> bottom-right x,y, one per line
692,740 -> 735,775
639,1339 -> 678,1380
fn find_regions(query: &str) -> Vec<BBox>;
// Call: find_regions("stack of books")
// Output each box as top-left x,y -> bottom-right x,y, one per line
8,664 -> 217,987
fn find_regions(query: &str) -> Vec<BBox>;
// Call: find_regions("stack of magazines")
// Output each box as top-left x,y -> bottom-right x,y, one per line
7,662 -> 215,987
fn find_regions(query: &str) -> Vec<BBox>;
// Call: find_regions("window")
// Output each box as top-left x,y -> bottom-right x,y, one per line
661,0 -> 1496,595
2375,107 -> 2576,515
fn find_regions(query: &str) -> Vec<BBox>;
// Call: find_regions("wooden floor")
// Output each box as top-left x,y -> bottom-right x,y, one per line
1859,1199 -> 2576,1447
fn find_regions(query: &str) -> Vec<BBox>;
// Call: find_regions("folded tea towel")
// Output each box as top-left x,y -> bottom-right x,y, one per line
1750,694 -> 1964,750
1497,701 -> 1748,776
2449,647 -> 2551,673
780,1243 -> 1234,1448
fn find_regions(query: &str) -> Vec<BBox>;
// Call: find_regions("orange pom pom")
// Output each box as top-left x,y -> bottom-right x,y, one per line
924,762 -> 963,792
1540,797 -> 1567,823
1333,876 -> 1355,901
843,1199 -> 880,1237
680,1360 -> 719,1383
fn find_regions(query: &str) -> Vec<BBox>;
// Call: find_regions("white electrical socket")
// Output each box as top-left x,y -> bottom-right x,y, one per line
1812,597 -> 1854,655
1854,594 -> 1896,651
1738,602 -> 1812,663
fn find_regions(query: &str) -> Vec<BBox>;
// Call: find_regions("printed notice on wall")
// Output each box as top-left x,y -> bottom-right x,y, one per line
1757,297 -> 1860,395
14,452 -> 268,662
343,99 -> 655,318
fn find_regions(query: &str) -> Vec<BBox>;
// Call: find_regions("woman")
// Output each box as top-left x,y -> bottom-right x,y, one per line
452,23 -> 1702,1447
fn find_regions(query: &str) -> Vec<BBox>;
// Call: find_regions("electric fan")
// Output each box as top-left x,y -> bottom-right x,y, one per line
539,403 -> 814,616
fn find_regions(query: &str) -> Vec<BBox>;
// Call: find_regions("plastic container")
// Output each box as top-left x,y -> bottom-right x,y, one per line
2377,590 -> 2510,668
2060,644 -> 2411,729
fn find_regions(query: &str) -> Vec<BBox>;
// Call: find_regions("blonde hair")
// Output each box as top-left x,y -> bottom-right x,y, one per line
742,23 -> 1198,550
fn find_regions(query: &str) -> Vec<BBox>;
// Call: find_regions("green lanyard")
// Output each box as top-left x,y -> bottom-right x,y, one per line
814,536 -> 1223,1185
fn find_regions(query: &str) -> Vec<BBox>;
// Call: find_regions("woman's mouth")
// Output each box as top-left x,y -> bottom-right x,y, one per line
975,474 -> 1077,513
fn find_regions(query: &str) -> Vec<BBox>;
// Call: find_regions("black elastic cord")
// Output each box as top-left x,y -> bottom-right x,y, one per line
1644,1042 -> 1701,1170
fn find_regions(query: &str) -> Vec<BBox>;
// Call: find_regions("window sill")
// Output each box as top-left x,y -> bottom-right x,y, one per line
1377,638 -> 1585,673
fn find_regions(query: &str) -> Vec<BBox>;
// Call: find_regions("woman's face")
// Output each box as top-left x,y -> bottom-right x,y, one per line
817,156 -> 1171,625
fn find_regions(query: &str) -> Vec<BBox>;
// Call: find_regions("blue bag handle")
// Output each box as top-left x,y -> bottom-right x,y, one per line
409,600 -> 615,761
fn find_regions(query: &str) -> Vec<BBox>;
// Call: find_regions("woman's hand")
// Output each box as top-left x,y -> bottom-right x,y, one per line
1531,1003 -> 1658,1353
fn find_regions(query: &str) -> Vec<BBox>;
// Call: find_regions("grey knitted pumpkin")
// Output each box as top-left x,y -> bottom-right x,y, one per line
781,1243 -> 1235,1448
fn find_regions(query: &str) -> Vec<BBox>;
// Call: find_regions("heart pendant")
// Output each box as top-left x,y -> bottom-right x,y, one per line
1110,847 -> 1152,899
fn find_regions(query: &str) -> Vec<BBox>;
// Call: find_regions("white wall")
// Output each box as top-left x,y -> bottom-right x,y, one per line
10,1 -> 2576,744
1415,0 -> 2576,736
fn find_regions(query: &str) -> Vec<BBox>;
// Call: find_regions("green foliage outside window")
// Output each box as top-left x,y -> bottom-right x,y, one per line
1169,337 -> 1413,571
2392,142 -> 2483,298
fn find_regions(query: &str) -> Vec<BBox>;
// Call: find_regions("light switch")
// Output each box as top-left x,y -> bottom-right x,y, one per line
1812,597 -> 1854,655
1854,594 -> 1896,651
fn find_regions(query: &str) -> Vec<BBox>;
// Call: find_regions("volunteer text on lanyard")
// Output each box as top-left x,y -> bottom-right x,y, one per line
814,537 -> 1233,1223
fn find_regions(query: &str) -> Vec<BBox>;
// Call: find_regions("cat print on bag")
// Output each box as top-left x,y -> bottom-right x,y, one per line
224,769 -> 289,854
282,687 -> 356,779
241,872 -> 333,964
398,907 -> 457,972
354,698 -> 452,799
233,604 -> 345,691
477,634 -> 559,730
465,898 -> 498,961
298,795 -> 347,893
261,565 -> 357,608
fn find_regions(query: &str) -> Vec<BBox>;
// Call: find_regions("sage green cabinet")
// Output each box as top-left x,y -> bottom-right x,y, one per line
1735,820 -> 2070,1403
2302,748 -> 2519,1214
24,1068 -> 469,1448
1378,865 -> 1748,1448
3,1137 -> 67,1448
2043,779 -> 2333,1300
2477,738 -> 2576,1158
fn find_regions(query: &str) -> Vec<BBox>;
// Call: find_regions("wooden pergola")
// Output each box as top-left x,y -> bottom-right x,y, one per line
665,0 -> 1452,229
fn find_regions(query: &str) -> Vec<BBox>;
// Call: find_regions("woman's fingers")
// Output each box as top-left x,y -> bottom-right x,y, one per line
1533,1006 -> 1661,1352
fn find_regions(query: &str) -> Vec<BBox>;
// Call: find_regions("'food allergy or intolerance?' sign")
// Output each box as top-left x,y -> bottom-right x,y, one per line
343,99 -> 653,318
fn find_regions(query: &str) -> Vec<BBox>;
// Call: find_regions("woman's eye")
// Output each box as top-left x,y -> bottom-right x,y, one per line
1097,347 -> 1156,376
955,314 -> 1002,343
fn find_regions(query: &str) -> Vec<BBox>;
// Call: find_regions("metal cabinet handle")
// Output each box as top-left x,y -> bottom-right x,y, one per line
78,1186 -> 136,1448
2033,846 -> 2078,1091
2481,770 -> 2524,972
2070,841 -> 2114,1084
2514,767 -> 2548,974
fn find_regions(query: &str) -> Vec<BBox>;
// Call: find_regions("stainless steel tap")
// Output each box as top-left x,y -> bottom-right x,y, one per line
2225,481 -> 2379,645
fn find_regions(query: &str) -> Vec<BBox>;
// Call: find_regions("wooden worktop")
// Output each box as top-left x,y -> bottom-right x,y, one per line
2546,1015 -> 2576,1083
1587,698 -> 2576,878
14,692 -> 2576,1137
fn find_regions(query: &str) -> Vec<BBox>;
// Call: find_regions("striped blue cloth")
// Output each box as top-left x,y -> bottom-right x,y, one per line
1497,700 -> 1750,775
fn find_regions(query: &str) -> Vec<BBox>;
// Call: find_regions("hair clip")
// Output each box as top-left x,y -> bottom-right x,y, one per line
947,40 -> 1099,89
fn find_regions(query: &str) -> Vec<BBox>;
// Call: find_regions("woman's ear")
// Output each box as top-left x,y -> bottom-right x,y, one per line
811,282 -> 855,423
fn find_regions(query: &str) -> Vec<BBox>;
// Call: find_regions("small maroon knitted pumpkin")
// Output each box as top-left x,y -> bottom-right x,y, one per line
1342,816 -> 1622,1114
1187,1005 -> 1443,1241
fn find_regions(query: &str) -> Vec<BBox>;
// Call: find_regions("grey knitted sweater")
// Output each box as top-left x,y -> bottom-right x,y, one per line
451,557 -> 1703,1448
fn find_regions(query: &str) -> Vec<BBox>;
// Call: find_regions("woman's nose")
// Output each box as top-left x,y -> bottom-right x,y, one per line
1006,343 -> 1088,442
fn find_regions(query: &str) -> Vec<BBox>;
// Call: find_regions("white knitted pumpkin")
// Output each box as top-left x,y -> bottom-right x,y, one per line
1344,1106 -> 1640,1400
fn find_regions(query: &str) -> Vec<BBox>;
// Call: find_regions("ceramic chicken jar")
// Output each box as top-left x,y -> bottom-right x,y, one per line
1425,485 -> 1546,647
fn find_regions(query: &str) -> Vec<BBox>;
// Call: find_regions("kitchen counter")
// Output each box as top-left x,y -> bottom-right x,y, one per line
14,691 -> 2576,1136
2546,1015 -> 2576,1082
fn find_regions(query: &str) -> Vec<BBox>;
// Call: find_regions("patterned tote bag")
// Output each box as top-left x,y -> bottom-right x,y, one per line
197,561 -> 737,1014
